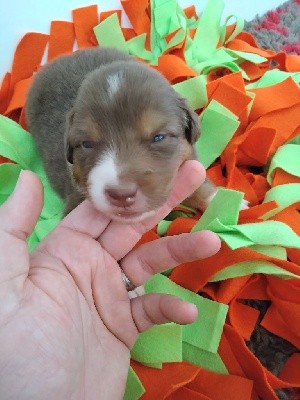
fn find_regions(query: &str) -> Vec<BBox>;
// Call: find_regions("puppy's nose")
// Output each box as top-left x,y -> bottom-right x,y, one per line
105,186 -> 137,207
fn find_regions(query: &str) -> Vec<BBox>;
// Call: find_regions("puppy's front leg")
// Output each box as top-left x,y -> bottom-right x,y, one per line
184,178 -> 249,211
183,177 -> 218,212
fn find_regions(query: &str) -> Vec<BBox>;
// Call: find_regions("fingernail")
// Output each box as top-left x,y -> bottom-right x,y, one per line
13,170 -> 25,194
188,303 -> 198,320
190,303 -> 198,314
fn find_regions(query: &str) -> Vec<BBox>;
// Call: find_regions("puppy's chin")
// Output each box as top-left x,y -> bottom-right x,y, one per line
106,209 -> 157,224
89,205 -> 157,223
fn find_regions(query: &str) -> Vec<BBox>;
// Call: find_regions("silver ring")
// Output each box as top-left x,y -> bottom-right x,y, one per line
121,271 -> 136,292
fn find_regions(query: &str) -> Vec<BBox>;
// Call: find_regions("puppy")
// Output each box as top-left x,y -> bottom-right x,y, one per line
26,47 -> 219,223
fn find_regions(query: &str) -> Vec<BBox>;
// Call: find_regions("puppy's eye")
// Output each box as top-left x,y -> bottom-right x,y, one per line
152,133 -> 166,143
81,141 -> 95,149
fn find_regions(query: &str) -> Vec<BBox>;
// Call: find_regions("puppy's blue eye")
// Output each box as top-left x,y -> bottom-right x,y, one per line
81,141 -> 94,149
152,134 -> 166,143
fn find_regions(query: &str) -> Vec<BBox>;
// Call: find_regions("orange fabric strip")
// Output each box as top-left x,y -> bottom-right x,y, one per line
229,300 -> 260,340
279,353 -> 300,386
18,107 -> 27,130
167,387 -> 211,400
121,0 -> 151,50
4,77 -> 32,115
264,277 -> 300,346
223,325 -> 279,400
8,33 -> 48,102
122,27 -> 137,41
167,218 -> 198,236
165,29 -> 181,44
224,24 -> 237,42
271,205 -> 300,235
155,55 -> 197,83
285,54 -> 300,72
247,104 -> 300,153
272,169 -> 300,186
183,6 -> 197,20
170,243 -> 300,292
244,174 -> 270,205
262,303 -> 300,349
272,52 -> 300,72
216,276 -> 251,304
121,0 -> 151,35
248,77 -> 300,122
131,360 -> 200,400
207,81 -> 252,118
186,367 -> 254,400
238,127 -> 276,165
237,275 -> 269,301
72,5 -> 98,48
226,38 -> 275,58
238,201 -> 278,223
226,167 -> 259,205
48,20 -> 75,61
264,367 -> 300,390
0,156 -> 10,165
207,72 -> 245,100
236,31 -> 260,48
100,9 -> 122,24
134,229 -> 159,248
206,164 -> 227,186
0,72 -> 11,114
287,248 -> 300,265
240,61 -> 264,81
218,333 -> 246,376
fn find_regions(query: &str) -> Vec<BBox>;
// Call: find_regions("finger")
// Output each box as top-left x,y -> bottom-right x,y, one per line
120,231 -> 221,287
131,293 -> 198,335
0,170 -> 43,240
92,257 -> 139,349
58,200 -> 111,239
138,161 -> 205,229
0,170 -> 43,286
99,160 -> 205,260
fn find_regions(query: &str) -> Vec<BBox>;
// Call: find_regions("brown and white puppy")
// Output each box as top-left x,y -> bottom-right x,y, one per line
26,47 -> 218,223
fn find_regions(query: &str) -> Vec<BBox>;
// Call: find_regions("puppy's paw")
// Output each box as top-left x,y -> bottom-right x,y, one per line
240,199 -> 250,210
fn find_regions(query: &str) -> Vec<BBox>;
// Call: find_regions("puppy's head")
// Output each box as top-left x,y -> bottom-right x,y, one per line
66,61 -> 200,222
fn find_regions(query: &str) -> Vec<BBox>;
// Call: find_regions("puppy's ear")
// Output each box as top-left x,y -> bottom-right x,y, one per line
177,96 -> 200,144
66,142 -> 74,165
65,110 -> 75,165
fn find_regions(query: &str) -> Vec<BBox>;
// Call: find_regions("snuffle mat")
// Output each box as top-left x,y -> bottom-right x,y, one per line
0,0 -> 300,399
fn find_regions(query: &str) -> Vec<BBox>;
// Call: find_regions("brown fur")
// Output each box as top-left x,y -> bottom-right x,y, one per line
26,47 -> 217,220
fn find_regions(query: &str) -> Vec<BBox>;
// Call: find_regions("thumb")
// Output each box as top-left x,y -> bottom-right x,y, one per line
0,170 -> 43,241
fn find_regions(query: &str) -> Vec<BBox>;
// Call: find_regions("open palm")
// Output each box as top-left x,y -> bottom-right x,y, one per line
0,162 -> 220,400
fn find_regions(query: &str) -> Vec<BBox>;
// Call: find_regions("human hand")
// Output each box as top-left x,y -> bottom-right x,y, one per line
0,162 -> 221,400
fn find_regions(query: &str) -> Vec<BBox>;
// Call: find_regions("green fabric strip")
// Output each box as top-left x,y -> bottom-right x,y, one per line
131,323 -> 182,365
0,115 -> 64,250
93,13 -> 128,53
183,342 -> 228,374
173,75 -> 208,110
262,184 -> 300,219
210,260 -> 300,282
196,100 -> 239,168
123,367 -> 145,400
145,274 -> 228,354
267,144 -> 300,185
